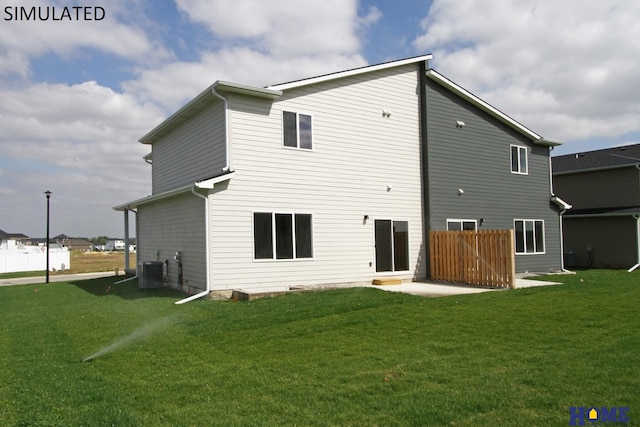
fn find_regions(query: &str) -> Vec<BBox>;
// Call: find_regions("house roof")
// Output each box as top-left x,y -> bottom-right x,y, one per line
552,143 -> 640,174
113,171 -> 235,211
425,70 -> 562,147
139,81 -> 282,145
266,54 -> 433,90
138,54 -> 559,149
0,229 -> 29,240
564,205 -> 640,217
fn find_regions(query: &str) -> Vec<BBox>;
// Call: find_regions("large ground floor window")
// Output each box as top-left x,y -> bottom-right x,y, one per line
254,212 -> 313,260
375,219 -> 409,272
514,219 -> 545,254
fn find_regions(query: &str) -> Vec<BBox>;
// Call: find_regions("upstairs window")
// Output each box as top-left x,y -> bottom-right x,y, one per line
283,111 -> 312,150
514,219 -> 544,254
511,145 -> 528,174
254,212 -> 313,260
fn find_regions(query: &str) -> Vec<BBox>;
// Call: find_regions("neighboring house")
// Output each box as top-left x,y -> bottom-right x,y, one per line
552,144 -> 640,270
115,55 -> 567,297
1,229 -> 70,273
104,239 -> 125,251
0,230 -> 30,248
54,234 -> 93,251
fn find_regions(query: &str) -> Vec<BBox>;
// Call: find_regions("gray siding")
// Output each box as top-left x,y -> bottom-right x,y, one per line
152,100 -> 226,194
563,216 -> 637,268
425,79 -> 561,273
137,192 -> 206,293
553,167 -> 640,210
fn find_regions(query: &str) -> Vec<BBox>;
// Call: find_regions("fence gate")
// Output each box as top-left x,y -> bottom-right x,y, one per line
429,229 -> 515,289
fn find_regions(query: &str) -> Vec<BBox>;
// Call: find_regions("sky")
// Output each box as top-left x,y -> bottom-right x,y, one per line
1,0 -> 639,239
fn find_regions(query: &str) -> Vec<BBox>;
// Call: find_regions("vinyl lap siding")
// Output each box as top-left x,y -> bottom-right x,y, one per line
563,216 -> 636,268
137,193 -> 206,292
152,101 -> 226,194
553,167 -> 640,210
208,65 -> 425,289
425,80 -> 561,273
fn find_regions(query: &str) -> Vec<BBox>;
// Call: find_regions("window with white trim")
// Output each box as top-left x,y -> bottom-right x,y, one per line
514,219 -> 544,254
254,212 -> 313,260
511,145 -> 528,174
283,111 -> 312,150
446,219 -> 477,231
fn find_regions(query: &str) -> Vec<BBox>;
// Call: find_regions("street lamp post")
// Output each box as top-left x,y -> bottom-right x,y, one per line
45,191 -> 51,284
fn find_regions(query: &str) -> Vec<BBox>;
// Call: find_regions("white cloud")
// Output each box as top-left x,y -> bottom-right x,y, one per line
0,79 -> 165,236
414,0 -> 640,142
0,0 -> 170,78
0,0 -> 377,237
175,0 -> 363,56
124,48 -> 367,110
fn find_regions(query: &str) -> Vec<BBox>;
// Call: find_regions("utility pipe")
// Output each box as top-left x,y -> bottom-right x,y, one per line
175,187 -> 211,304
212,85 -> 230,172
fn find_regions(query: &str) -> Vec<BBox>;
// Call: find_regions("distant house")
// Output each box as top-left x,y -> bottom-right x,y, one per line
1,229 -> 70,273
104,239 -> 125,251
115,55 -> 567,297
54,234 -> 93,251
553,144 -> 640,270
0,230 -> 30,248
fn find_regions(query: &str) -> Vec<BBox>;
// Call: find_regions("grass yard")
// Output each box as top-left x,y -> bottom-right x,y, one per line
0,270 -> 638,426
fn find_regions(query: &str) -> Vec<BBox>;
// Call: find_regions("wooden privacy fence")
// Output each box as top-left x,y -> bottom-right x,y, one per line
429,229 -> 516,289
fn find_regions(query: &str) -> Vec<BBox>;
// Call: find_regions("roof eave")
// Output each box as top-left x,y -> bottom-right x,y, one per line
425,70 -> 562,146
267,54 -> 433,91
113,172 -> 235,211
553,162 -> 640,175
139,82 -> 282,145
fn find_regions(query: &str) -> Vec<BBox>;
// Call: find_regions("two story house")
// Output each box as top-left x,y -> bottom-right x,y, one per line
115,55 -> 567,299
552,144 -> 640,270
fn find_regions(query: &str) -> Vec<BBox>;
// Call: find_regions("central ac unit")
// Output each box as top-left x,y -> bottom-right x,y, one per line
139,261 -> 164,289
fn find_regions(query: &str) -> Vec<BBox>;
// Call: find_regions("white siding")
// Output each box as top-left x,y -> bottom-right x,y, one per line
152,100 -> 226,194
137,192 -> 206,293
208,64 -> 425,289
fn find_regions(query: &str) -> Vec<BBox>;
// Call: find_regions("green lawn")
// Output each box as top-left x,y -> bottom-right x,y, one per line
1,270 -> 638,426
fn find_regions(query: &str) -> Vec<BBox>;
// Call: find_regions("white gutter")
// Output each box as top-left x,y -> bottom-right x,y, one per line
211,85 -> 230,172
628,216 -> 640,272
175,186 -> 211,304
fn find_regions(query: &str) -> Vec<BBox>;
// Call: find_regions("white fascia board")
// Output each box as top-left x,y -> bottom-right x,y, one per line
139,82 -> 282,145
113,172 -> 235,211
113,185 -> 193,211
214,81 -> 282,99
267,55 -> 433,91
195,171 -> 235,189
425,70 -> 557,145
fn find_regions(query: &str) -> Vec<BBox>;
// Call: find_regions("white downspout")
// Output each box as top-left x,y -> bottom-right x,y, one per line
212,85 -> 230,172
549,150 -> 572,272
175,187 -> 211,304
628,214 -> 640,273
